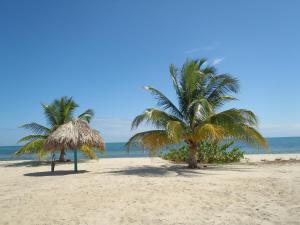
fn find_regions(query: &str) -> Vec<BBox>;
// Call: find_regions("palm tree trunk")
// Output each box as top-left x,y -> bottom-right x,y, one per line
188,142 -> 198,169
59,148 -> 65,162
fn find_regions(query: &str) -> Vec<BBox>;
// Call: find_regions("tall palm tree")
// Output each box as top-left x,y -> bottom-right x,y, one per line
16,96 -> 95,161
127,59 -> 268,168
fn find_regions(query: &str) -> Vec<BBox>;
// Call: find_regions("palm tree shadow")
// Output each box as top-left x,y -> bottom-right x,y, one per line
202,164 -> 254,172
24,170 -> 89,177
3,161 -> 50,168
100,163 -> 255,177
99,165 -> 211,177
3,159 -> 91,168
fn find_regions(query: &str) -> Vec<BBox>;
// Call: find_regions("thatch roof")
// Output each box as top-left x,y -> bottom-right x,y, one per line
45,119 -> 104,151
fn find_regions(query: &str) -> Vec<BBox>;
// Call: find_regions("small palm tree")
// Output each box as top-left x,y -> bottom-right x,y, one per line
16,96 -> 95,161
127,59 -> 267,168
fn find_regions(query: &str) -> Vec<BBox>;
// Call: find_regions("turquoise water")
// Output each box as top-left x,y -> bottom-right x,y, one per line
1,137 -> 300,161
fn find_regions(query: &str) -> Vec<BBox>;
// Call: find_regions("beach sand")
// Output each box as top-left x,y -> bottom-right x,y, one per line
0,154 -> 300,225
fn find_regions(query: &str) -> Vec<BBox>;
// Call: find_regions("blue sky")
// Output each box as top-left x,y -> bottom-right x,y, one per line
0,0 -> 299,145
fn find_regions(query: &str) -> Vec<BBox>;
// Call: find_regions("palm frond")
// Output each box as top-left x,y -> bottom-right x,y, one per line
169,64 -> 182,98
210,109 -> 259,127
42,96 -> 79,127
187,98 -> 213,122
17,134 -> 47,143
202,65 -> 217,75
193,124 -> 225,142
209,109 -> 267,148
211,95 -> 238,108
223,124 -> 268,148
181,59 -> 201,98
42,103 -> 59,127
20,123 -> 50,135
131,108 -> 185,130
144,86 -> 184,119
80,145 -> 97,159
56,96 -> 78,124
78,109 -> 94,123
205,74 -> 240,107
179,58 -> 211,117
15,139 -> 47,157
126,130 -> 174,151
166,120 -> 185,143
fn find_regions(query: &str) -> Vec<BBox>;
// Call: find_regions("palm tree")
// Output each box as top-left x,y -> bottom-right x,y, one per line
127,59 -> 268,168
15,96 -> 95,161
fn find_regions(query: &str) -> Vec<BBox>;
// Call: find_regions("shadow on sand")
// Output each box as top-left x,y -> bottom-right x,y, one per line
99,165 -> 207,177
203,164 -> 255,172
2,160 -> 91,168
24,170 -> 90,177
2,160 -> 51,167
98,163 -> 254,177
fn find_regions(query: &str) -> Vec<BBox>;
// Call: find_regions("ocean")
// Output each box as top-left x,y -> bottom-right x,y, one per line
0,137 -> 300,161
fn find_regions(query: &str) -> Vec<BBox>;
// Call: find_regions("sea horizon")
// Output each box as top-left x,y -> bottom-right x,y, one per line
1,136 -> 300,161
1,136 -> 300,147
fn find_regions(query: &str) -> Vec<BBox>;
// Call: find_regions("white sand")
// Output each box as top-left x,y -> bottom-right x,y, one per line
0,154 -> 300,225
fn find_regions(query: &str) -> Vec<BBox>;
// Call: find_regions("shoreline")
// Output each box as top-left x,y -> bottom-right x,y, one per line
1,153 -> 300,163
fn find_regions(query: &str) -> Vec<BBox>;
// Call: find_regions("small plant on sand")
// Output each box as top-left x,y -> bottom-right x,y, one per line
161,141 -> 244,164
161,146 -> 190,163
198,141 -> 244,163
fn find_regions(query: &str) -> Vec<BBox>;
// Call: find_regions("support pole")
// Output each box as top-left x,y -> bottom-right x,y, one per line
74,149 -> 78,172
51,153 -> 56,172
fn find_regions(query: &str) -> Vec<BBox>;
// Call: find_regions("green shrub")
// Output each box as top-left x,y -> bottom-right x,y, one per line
198,141 -> 244,163
161,141 -> 244,164
161,145 -> 189,163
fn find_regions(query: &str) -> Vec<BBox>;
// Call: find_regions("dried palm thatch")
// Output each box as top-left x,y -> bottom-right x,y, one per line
45,119 -> 104,151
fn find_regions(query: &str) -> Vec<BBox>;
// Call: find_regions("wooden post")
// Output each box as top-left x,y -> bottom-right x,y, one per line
74,149 -> 78,172
51,153 -> 55,172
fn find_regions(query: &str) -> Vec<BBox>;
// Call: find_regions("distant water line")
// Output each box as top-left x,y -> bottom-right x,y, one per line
0,137 -> 300,161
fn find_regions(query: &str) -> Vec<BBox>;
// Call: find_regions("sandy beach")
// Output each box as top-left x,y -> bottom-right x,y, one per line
0,154 -> 300,225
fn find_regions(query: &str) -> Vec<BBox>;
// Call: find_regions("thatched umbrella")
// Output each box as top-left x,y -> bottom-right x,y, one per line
45,119 -> 104,172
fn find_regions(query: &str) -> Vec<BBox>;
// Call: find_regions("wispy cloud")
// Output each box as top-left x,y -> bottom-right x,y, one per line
184,48 -> 205,54
184,46 -> 215,54
184,42 -> 220,55
212,58 -> 224,66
